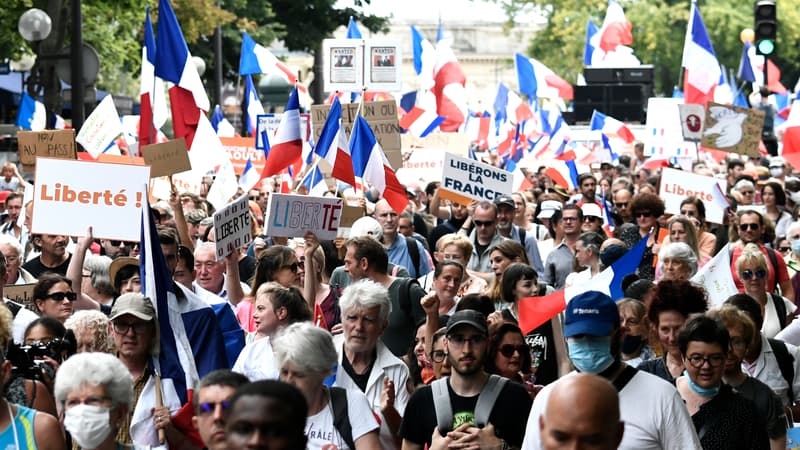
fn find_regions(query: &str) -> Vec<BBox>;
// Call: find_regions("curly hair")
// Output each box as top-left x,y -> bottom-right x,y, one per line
631,192 -> 665,218
64,310 -> 113,353
647,279 -> 708,325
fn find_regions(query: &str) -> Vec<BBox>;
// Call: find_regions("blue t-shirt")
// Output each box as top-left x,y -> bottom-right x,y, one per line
0,404 -> 37,450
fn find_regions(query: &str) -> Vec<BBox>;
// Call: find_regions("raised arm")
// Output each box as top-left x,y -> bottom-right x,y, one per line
303,231 -> 323,313
169,182 -> 194,252
68,227 -> 100,311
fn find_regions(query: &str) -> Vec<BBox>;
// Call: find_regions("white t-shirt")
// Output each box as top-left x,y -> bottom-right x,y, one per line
305,388 -> 379,450
232,336 -> 279,381
522,369 -> 701,450
762,294 -> 797,339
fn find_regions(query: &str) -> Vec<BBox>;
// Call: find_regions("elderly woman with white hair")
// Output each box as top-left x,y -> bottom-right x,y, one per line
333,280 -> 411,450
0,234 -> 35,285
55,352 -> 133,450
733,179 -> 756,206
273,322 -> 380,449
64,310 -> 112,353
656,242 -> 698,282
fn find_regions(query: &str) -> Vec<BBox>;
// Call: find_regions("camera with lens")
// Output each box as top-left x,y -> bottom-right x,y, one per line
6,337 -> 74,381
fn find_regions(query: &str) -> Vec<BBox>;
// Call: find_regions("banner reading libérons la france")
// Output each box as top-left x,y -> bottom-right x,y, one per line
440,152 -> 513,205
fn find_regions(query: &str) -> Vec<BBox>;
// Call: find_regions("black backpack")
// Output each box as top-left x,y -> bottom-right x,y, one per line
767,338 -> 795,402
404,236 -> 421,277
330,387 -> 356,449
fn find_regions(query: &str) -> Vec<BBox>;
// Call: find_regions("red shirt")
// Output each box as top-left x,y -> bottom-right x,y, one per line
730,243 -> 790,292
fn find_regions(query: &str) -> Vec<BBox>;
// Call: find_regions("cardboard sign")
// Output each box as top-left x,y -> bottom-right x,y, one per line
678,104 -> 705,141
643,98 -> 696,158
141,138 -> 191,178
659,168 -> 728,224
18,130 -> 77,166
4,284 -> 36,310
265,193 -> 343,241
311,101 -> 401,168
440,153 -> 513,205
701,102 -> 765,157
398,133 -> 470,184
32,158 -> 151,240
213,195 -> 252,261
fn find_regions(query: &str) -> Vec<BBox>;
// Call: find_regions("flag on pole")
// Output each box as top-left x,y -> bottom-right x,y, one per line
681,2 -> 721,105
76,95 -> 123,159
239,157 -> 259,193
138,7 -> 168,146
261,87 -> 303,178
589,0 -> 639,66
302,165 -> 327,196
313,97 -> 355,186
584,20 -> 599,65
346,17 -> 362,39
399,106 -> 445,137
411,26 -> 436,90
210,105 -> 235,137
15,93 -> 46,131
518,233 -> 649,333
243,75 -> 265,136
350,116 -> 409,213
432,30 -> 467,131
515,53 -> 574,101
239,32 -> 309,107
590,110 -> 635,143
737,42 -> 787,94
154,0 -> 210,148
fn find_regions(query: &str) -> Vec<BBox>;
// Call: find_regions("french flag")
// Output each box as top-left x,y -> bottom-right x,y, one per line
261,87 -> 303,178
590,0 -> 634,62
239,32 -> 309,106
584,20 -> 599,65
737,42 -> 787,94
399,106 -> 445,138
494,83 -> 534,125
138,7 -> 167,147
210,105 -> 235,137
411,26 -> 436,90
302,165 -> 327,197
515,53 -> 573,101
155,0 -> 209,149
544,159 -> 579,191
590,110 -> 634,143
350,115 -> 409,214
313,97 -> 355,187
239,157 -> 259,192
681,3 -> 721,106
243,74 -> 265,136
15,93 -> 46,131
519,233 -> 648,334
432,31 -> 468,131
279,168 -> 293,194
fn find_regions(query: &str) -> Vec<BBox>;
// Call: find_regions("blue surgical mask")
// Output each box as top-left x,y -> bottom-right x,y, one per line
683,370 -> 720,397
567,337 -> 614,374
792,239 -> 800,256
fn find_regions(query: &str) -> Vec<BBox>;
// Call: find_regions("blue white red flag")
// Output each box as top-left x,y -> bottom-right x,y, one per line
588,0 -> 639,66
210,105 -> 236,137
244,75 -> 265,136
738,42 -> 787,94
138,7 -> 167,146
16,93 -> 46,131
681,3 -> 721,105
432,31 -> 467,131
590,110 -> 634,143
313,97 -> 355,186
261,87 -> 303,178
584,20 -> 599,65
239,157 -> 259,193
411,26 -> 436,91
399,106 -> 445,137
302,165 -> 327,197
350,116 -> 408,213
239,32 -> 309,107
515,53 -> 574,101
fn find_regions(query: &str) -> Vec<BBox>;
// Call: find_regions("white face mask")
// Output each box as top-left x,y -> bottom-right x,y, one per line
770,167 -> 784,177
63,404 -> 112,449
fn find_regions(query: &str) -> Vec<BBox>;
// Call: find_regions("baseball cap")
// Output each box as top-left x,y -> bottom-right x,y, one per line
769,156 -> 787,168
446,310 -> 488,336
537,200 -> 563,220
564,291 -> 620,338
581,203 -> 602,219
350,216 -> 383,241
493,194 -> 515,209
109,293 -> 155,321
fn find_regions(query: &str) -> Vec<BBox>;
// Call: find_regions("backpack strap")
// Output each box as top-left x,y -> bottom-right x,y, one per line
432,377 -> 453,435
2,300 -> 20,318
329,387 -> 356,450
768,338 -> 795,403
518,228 -> 527,247
405,236 -> 421,277
770,292 -> 788,330
474,375 -> 508,428
611,365 -> 638,392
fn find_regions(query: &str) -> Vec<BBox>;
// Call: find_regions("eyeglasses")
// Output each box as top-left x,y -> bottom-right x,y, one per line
561,216 -> 579,222
197,400 -> 230,416
740,190 -> 755,195
780,246 -> 791,253
635,211 -> 653,218
739,223 -> 760,231
281,262 -> 299,273
45,292 -> 77,302
740,269 -> 767,281
685,353 -> 726,368
614,202 -> 628,208
447,334 -> 486,347
108,240 -> 129,247
583,217 -> 600,223
429,350 -> 446,363
499,344 -> 529,358
680,210 -> 696,217
112,321 -> 152,335
473,220 -> 495,227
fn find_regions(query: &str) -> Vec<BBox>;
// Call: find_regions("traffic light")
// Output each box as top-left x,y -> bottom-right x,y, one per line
754,0 -> 777,56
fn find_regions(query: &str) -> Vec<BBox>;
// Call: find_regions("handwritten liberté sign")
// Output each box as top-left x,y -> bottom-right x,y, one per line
32,158 -> 150,241
213,195 -> 252,261
264,193 -> 343,241
440,153 -> 512,205
659,167 -> 728,224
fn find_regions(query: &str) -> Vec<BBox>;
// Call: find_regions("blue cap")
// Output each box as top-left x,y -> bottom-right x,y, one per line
564,291 -> 619,338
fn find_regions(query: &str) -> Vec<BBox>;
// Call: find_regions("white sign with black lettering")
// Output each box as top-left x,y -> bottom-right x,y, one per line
213,195 -> 252,261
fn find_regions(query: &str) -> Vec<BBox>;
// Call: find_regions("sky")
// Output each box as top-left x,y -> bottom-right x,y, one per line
334,0 -> 540,24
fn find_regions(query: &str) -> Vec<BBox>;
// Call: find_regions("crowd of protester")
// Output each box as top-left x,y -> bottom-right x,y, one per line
3,149 -> 800,449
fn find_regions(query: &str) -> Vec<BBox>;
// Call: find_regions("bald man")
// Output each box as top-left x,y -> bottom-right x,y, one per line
539,374 -> 624,450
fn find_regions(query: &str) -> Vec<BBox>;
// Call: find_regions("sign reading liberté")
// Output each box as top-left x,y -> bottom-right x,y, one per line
32,158 -> 150,240
440,153 -> 512,205
213,195 -> 252,261
264,193 -> 343,241
659,167 -> 728,224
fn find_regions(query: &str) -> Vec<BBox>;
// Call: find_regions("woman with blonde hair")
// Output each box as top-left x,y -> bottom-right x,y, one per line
736,243 -> 796,338
485,240 -> 529,309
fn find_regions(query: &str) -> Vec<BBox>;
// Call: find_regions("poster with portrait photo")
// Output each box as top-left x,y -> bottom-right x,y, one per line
365,40 -> 402,92
322,39 -> 363,92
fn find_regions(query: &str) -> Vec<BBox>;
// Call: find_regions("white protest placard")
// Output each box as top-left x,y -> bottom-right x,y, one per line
365,40 -> 402,92
644,97 -> 696,158
264,193 -> 343,241
32,158 -> 150,240
659,168 -> 728,224
76,95 -> 123,158
322,39 -> 364,92
678,103 -> 705,141
213,195 -> 252,261
440,153 -> 513,205
255,114 -> 281,150
691,245 -> 737,307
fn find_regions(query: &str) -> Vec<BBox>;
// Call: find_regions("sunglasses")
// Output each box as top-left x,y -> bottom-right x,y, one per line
109,240 -> 128,247
499,344 -> 528,358
583,217 -> 600,223
780,246 -> 791,253
739,223 -> 760,231
282,262 -> 299,273
46,292 -> 77,302
740,191 -> 754,195
614,202 -> 628,208
197,400 -> 230,416
473,220 -> 495,227
636,211 -> 653,218
740,269 -> 767,281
